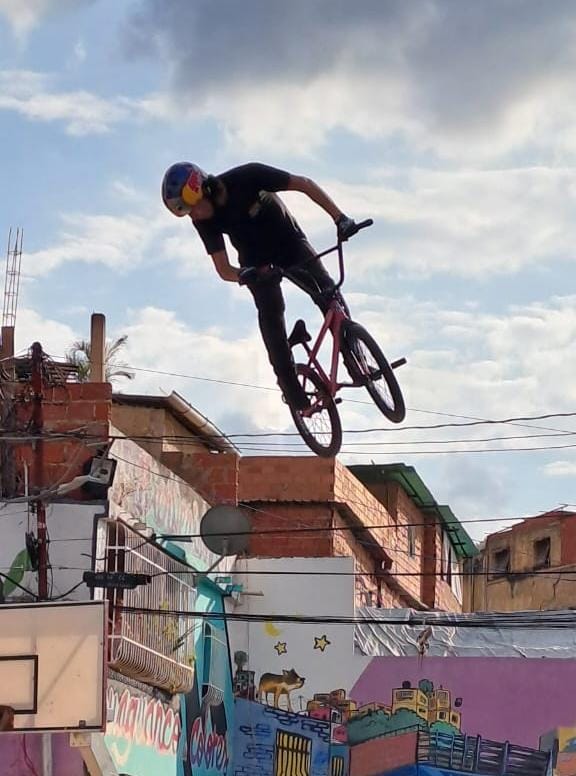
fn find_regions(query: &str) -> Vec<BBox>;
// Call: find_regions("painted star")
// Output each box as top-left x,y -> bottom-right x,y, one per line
314,635 -> 331,652
274,641 -> 287,655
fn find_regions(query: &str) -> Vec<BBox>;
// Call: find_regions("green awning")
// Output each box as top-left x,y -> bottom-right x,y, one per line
348,463 -> 478,559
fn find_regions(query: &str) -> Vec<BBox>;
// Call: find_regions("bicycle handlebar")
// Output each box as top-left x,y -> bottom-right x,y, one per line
241,218 -> 373,293
316,218 -> 373,261
349,218 -> 374,236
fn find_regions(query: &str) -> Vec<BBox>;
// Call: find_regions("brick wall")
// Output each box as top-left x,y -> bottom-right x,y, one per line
236,456 -> 461,610
350,731 -> 418,776
14,382 -> 111,496
161,449 -> 239,505
239,456 -> 335,502
246,502 -> 334,557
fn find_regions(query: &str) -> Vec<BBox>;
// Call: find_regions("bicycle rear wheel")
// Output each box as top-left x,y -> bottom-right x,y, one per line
288,364 -> 342,457
341,321 -> 406,423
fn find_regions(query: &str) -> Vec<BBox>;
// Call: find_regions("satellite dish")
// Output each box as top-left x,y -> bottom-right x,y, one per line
200,505 -> 251,556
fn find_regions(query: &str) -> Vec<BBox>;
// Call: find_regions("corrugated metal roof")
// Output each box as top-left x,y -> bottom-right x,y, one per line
348,463 -> 478,559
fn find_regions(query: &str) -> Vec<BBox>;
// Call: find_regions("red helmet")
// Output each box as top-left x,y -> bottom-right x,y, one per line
161,162 -> 207,217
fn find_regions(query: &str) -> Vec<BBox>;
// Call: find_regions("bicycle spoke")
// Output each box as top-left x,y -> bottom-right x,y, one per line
289,364 -> 342,457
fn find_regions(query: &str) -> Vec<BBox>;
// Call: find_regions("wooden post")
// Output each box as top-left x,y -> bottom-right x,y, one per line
89,313 -> 106,383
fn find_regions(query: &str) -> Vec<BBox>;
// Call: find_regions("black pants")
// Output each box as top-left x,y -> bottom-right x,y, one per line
246,258 -> 342,397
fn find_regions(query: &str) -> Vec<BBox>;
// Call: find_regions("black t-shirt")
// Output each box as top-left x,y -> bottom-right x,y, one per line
192,163 -> 315,267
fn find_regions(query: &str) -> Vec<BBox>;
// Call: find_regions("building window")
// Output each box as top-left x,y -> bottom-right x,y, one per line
331,757 -> 344,776
408,526 -> 416,557
201,621 -> 228,709
275,731 -> 311,776
533,537 -> 551,570
95,519 -> 196,694
491,547 -> 510,577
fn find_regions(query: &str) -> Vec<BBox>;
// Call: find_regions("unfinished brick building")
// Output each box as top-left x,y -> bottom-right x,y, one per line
238,457 -> 476,611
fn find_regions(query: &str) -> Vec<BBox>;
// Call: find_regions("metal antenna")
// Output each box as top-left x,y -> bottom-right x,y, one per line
3,228 -> 23,328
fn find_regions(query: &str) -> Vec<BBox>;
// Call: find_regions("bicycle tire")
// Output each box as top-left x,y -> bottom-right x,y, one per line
341,321 -> 406,423
288,364 -> 342,458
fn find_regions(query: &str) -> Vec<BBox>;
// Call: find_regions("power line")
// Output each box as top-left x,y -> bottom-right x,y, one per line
114,605 -> 576,628
234,432 -> 575,447
109,410 -> 576,438
231,442 -> 576,456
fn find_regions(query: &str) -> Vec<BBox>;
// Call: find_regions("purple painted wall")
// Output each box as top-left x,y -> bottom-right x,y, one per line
351,657 -> 576,748
0,733 -> 85,776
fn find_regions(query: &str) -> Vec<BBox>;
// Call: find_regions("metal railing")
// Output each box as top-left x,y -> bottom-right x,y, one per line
417,730 -> 551,776
97,520 -> 197,694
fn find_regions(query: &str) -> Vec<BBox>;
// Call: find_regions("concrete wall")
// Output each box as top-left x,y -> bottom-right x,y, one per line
466,511 -> 576,612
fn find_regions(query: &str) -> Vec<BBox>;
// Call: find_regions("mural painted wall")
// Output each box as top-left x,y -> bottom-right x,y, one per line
178,582 -> 235,776
110,436 -> 233,571
107,437 -> 236,775
105,678 -> 180,775
229,557 -> 576,776
348,656 -> 576,776
233,697 -> 342,776
229,557 -> 356,715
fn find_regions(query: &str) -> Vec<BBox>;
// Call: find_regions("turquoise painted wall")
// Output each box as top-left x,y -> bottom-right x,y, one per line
178,579 -> 234,776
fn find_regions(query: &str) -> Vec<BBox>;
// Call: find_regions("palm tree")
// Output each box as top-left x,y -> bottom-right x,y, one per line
66,334 -> 135,383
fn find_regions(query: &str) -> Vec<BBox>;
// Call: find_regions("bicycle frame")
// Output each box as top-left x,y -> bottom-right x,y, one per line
290,219 -> 373,401
298,299 -> 351,399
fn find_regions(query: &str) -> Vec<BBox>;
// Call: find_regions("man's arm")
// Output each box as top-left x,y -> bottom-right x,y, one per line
286,175 -> 344,222
211,249 -> 240,283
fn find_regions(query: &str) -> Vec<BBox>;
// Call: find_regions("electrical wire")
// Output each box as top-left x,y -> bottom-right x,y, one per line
113,604 -> 576,628
38,562 -> 576,581
0,572 -> 38,600
232,441 -> 576,455
68,360 -> 576,437
104,409 -> 576,438
48,581 -> 85,601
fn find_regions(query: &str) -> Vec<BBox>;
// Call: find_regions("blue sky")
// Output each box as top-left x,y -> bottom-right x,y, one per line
2,0 -> 576,540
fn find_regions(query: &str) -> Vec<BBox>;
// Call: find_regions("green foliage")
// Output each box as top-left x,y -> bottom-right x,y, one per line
418,679 -> 435,695
430,720 -> 461,736
65,335 -> 135,384
386,708 -> 428,732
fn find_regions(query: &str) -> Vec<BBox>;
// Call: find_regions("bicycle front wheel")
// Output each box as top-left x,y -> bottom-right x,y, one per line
289,364 -> 342,458
341,321 -> 406,423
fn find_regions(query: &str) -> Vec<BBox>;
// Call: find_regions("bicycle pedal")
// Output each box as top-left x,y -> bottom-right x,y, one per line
335,397 -> 343,405
391,357 -> 407,369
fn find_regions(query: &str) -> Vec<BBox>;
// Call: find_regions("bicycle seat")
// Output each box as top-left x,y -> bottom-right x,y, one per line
288,319 -> 312,347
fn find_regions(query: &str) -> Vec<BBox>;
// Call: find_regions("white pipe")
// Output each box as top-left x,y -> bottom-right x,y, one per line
42,733 -> 52,776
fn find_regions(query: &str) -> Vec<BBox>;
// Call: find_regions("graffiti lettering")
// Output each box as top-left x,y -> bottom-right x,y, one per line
106,685 -> 181,756
189,715 -> 229,773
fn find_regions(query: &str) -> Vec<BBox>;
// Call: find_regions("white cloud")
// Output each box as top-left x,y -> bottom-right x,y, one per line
0,70 -> 162,135
119,306 -> 292,434
286,167 -> 576,279
0,0 -> 87,40
122,1 -> 576,161
14,307 -> 77,356
543,460 -> 576,477
25,211 -> 166,275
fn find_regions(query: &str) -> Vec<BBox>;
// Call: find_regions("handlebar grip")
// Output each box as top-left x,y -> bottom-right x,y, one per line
356,218 -> 374,231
